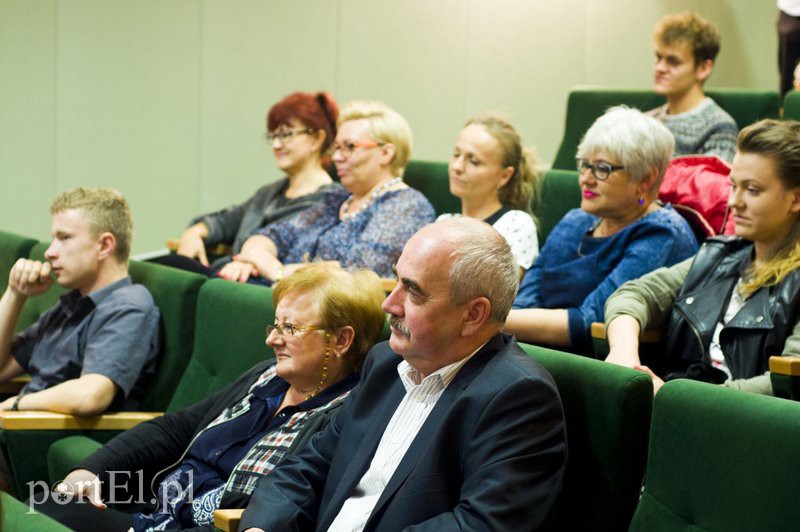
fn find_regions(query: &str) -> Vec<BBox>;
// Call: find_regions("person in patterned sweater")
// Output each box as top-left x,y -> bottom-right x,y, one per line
647,11 -> 738,162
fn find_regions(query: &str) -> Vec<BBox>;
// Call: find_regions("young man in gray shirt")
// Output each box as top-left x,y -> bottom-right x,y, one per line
0,188 -> 160,415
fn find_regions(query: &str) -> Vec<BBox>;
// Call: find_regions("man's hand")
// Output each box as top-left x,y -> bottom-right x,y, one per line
56,469 -> 107,510
0,395 -> 17,411
8,258 -> 53,298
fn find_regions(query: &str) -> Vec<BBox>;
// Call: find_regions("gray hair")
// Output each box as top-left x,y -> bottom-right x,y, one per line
435,218 -> 519,323
577,105 -> 675,192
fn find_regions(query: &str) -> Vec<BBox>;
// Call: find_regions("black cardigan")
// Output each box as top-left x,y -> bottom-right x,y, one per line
77,359 -> 351,526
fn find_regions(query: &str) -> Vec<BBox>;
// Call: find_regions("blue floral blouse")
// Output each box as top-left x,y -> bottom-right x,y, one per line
259,184 -> 435,278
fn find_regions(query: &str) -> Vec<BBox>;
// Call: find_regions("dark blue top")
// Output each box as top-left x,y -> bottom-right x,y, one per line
11,276 -> 161,408
133,372 -> 358,530
513,206 -> 698,351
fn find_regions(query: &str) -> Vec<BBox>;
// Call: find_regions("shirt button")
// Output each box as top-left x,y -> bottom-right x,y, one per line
755,316 -> 764,323
685,297 -> 695,305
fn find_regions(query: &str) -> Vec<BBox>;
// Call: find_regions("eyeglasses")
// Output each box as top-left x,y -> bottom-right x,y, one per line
266,322 -> 327,337
266,128 -> 315,143
331,140 -> 382,156
576,158 -> 625,181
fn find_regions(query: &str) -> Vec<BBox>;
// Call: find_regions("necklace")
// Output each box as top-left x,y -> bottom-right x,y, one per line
340,177 -> 403,221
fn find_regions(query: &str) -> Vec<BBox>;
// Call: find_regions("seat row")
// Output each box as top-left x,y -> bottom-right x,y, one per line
3,227 -> 800,530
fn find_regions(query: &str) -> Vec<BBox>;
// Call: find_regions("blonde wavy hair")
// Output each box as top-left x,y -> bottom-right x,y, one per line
737,119 -> 800,297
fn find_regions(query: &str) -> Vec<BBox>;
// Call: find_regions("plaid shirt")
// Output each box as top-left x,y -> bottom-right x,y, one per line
208,365 -> 352,497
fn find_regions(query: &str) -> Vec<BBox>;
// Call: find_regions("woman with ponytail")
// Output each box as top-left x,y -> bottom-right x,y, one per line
170,91 -> 339,273
443,115 -> 540,273
605,119 -> 800,395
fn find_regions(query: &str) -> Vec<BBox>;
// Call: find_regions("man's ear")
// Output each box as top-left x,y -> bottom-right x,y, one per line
790,187 -> 800,213
96,232 -> 117,261
695,58 -> 714,84
461,297 -> 492,337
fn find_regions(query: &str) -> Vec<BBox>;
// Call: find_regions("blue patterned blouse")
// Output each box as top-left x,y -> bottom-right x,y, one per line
259,184 -> 435,278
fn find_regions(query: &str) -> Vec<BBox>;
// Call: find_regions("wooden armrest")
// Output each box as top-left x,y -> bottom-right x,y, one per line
590,322 -> 664,343
166,239 -> 231,256
769,356 -> 800,376
381,278 -> 397,292
214,509 -> 244,532
0,411 -> 161,430
0,375 -> 31,395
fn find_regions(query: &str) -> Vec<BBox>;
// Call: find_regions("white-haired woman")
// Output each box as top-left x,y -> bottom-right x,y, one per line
504,106 -> 698,353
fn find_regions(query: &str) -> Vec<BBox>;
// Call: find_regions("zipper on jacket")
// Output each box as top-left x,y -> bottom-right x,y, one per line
675,305 -> 708,362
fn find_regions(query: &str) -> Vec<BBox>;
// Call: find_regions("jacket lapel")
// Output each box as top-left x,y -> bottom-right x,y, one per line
362,334 -> 504,528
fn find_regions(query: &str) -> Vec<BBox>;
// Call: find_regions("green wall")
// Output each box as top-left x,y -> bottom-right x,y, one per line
0,0 -> 779,254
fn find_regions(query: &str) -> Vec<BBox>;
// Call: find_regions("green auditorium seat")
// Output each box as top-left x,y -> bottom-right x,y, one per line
782,89 -> 800,121
403,159 -> 460,216
0,259 -> 205,496
552,87 -> 780,170
0,231 -> 37,297
44,278 -> 276,486
629,379 -> 800,532
0,491 -> 69,531
521,343 -> 652,531
535,169 -> 581,244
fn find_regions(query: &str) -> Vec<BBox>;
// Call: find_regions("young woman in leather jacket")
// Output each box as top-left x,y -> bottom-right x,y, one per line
604,119 -> 800,395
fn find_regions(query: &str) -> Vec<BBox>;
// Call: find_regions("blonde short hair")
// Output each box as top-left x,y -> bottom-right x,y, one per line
50,187 -> 132,262
272,262 -> 385,371
338,100 -> 413,175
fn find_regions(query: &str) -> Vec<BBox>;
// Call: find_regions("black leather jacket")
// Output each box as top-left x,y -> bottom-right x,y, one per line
663,237 -> 800,382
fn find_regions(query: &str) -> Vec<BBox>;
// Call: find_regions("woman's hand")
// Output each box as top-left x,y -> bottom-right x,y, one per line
176,223 -> 209,266
218,259 -> 257,283
56,469 -> 106,510
634,365 -> 665,395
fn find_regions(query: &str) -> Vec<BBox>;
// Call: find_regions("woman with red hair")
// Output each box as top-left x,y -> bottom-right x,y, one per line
170,91 -> 339,273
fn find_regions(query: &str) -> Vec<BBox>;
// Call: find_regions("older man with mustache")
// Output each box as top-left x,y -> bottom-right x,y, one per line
240,218 -> 567,532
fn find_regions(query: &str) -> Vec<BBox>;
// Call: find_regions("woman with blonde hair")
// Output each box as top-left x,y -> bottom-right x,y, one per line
605,119 -> 800,394
219,99 -> 435,283
442,115 -> 540,272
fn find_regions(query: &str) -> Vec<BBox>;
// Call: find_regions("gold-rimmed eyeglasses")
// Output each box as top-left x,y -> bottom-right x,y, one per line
266,322 -> 327,338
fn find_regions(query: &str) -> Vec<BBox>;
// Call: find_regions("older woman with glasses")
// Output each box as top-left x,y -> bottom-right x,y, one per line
218,99 -> 435,283
504,106 -> 698,354
38,263 -> 386,531
165,91 -> 339,275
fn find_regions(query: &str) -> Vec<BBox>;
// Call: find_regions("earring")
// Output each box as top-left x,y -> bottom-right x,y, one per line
638,197 -> 645,206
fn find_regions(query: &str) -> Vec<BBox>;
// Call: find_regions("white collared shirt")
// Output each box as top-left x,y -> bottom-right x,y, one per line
327,345 -> 484,532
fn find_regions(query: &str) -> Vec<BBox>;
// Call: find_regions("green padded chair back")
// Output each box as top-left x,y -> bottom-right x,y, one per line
16,242 -> 68,332
552,87 -> 780,170
0,231 -> 37,296
782,89 -> 800,120
128,260 -> 205,411
630,379 -> 800,531
535,169 -> 581,244
521,343 -> 653,532
1,491 -> 70,531
403,160 -> 460,216
167,279 -> 276,412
